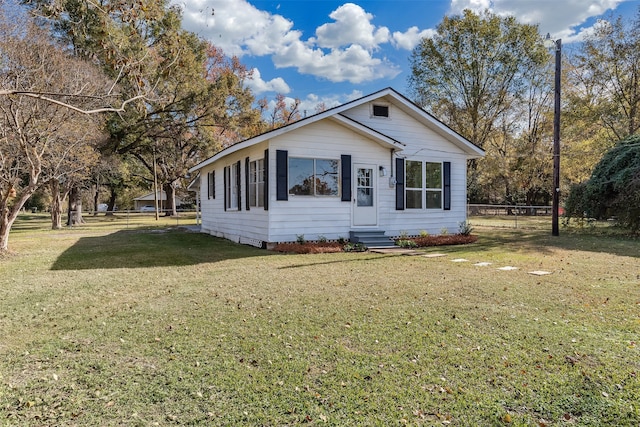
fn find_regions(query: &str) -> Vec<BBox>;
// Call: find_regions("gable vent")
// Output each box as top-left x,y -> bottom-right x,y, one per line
372,104 -> 389,118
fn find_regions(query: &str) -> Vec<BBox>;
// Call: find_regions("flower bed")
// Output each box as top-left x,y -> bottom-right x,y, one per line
272,234 -> 477,254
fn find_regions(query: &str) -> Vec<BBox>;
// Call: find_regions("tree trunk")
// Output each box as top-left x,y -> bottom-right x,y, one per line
106,187 -> 117,216
0,188 -> 35,253
50,179 -> 64,230
0,212 -> 11,253
67,185 -> 85,226
93,181 -> 100,216
163,182 -> 178,216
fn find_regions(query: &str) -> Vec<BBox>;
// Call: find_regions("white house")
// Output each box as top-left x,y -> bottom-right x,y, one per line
189,88 -> 484,248
133,191 -> 183,211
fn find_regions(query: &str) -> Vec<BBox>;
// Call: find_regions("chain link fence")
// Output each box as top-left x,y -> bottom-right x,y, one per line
467,204 -> 555,230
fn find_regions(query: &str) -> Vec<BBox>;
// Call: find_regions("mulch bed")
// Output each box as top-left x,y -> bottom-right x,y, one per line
406,234 -> 478,247
272,242 -> 344,254
272,234 -> 478,254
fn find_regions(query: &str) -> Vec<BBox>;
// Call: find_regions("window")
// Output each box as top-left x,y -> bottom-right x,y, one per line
372,104 -> 389,118
207,171 -> 215,199
289,158 -> 339,196
249,159 -> 264,207
406,160 -> 422,209
425,162 -> 442,209
405,161 -> 442,209
225,162 -> 240,210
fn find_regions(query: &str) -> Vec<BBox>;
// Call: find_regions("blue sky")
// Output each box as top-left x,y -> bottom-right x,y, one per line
174,0 -> 640,113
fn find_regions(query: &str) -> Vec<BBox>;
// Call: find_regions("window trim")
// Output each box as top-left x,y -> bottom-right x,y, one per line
404,160 -> 443,210
249,158 -> 265,208
224,162 -> 240,211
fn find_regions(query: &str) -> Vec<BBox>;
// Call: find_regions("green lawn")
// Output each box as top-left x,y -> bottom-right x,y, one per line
1,214 -> 639,426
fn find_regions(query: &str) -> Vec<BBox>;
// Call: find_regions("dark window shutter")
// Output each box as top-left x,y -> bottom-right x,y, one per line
395,157 -> 405,210
341,155 -> 351,202
236,160 -> 242,211
245,157 -> 250,211
443,161 -> 451,210
207,172 -> 212,199
223,166 -> 228,211
263,149 -> 269,210
276,150 -> 288,201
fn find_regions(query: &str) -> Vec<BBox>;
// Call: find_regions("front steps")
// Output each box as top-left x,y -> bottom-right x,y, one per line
349,230 -> 396,248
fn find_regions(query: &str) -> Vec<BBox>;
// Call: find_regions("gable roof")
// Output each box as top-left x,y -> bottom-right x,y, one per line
189,87 -> 484,173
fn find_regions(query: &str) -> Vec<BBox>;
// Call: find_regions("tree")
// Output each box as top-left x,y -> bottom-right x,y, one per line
565,134 -> 640,231
0,11 -> 108,252
408,9 -> 552,203
25,1 -> 263,217
570,10 -> 640,142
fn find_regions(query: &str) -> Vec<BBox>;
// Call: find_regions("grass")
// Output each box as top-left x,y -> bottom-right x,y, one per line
1,214 -> 639,426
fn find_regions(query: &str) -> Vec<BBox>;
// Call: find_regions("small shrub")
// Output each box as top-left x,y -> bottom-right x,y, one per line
396,239 -> 418,248
458,221 -> 473,236
440,227 -> 449,235
337,237 -> 346,245
399,230 -> 409,239
419,230 -> 429,237
317,235 -> 327,243
296,234 -> 306,244
344,242 -> 367,252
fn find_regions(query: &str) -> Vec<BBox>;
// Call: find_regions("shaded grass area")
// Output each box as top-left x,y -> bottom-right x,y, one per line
1,216 -> 639,425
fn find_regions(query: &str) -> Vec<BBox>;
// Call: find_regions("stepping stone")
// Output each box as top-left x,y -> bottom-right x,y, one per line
497,266 -> 518,271
451,258 -> 469,262
423,253 -> 447,258
529,270 -> 552,276
474,262 -> 492,267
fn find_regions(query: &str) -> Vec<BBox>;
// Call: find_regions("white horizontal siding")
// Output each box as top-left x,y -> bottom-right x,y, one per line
267,120 -> 391,242
199,142 -> 271,243
198,100 -> 473,245
342,102 -> 468,158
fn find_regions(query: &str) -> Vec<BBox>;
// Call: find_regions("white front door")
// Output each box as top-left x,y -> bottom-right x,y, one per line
353,164 -> 377,226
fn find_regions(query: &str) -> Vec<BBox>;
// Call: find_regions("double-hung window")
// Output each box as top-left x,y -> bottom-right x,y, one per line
249,159 -> 265,207
405,160 -> 442,209
288,158 -> 339,196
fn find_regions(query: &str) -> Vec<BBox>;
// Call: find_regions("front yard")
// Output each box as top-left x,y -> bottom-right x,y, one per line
1,215 -> 639,425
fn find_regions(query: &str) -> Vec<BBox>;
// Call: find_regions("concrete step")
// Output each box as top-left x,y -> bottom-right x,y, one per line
349,230 -> 396,248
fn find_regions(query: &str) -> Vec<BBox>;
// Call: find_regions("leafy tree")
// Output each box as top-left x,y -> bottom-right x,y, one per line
25,0 -> 262,216
0,11 -> 107,251
565,134 -> 640,231
570,10 -> 640,142
408,9 -> 553,204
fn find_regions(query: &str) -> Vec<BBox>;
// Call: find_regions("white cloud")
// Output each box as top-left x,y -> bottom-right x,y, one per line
273,41 -> 400,84
174,0 -> 626,89
448,0 -> 626,42
174,0 -> 404,84
449,0 -> 492,14
245,68 -> 290,95
314,3 -> 390,50
392,27 -> 437,50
